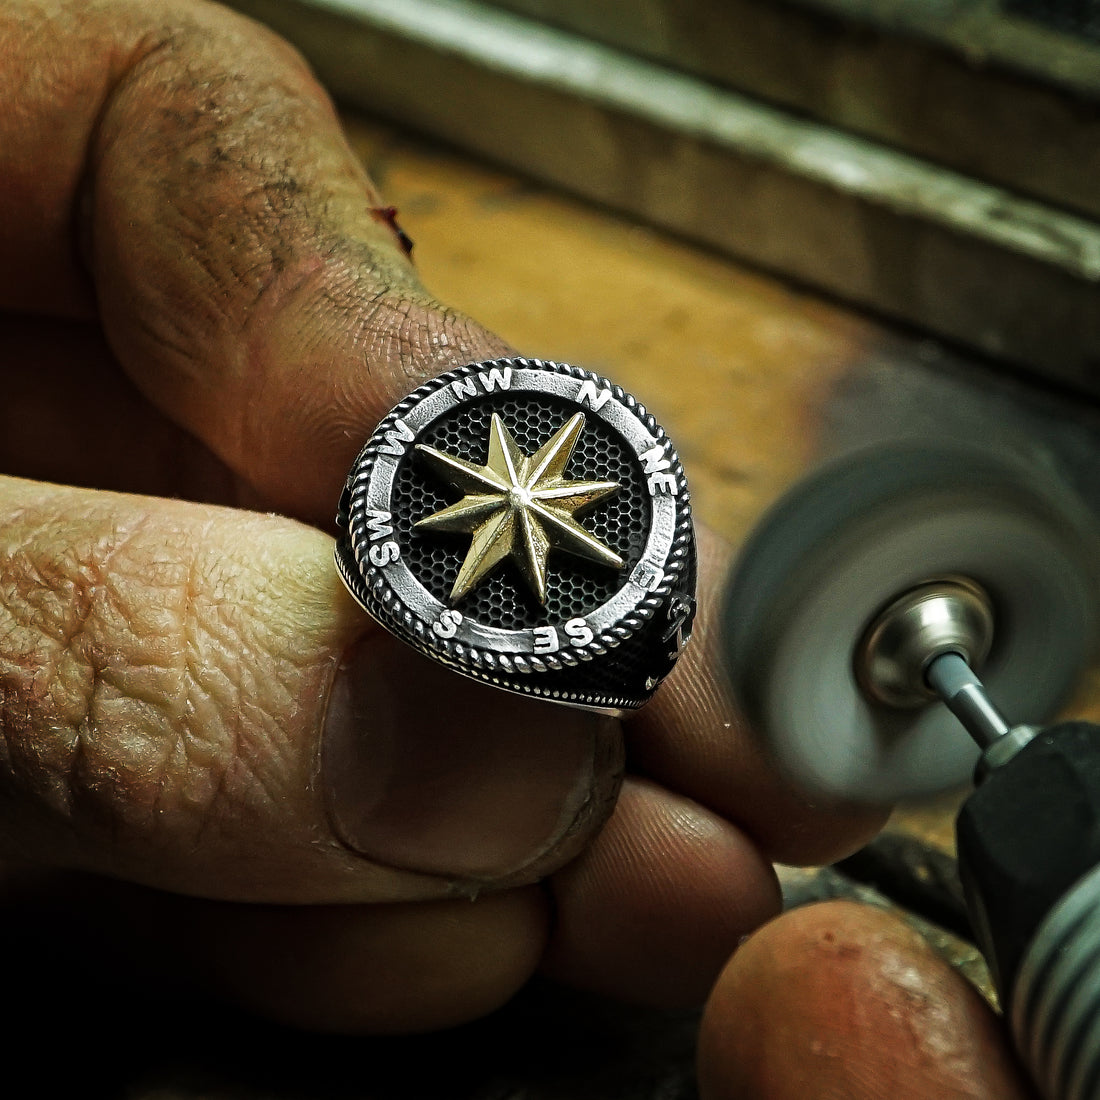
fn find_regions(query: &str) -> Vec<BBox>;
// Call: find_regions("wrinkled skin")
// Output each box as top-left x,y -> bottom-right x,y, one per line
0,0 -> 1032,1092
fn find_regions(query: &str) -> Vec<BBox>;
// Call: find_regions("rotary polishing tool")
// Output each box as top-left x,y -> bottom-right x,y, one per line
721,443 -> 1100,1100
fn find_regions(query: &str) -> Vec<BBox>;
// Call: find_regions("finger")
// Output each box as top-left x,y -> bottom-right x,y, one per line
196,889 -> 548,1033
626,527 -> 889,865
0,476 -> 620,901
0,313 -> 238,502
540,777 -> 781,1008
698,900 -> 1035,1100
3,0 -> 511,523
0,863 -> 548,1034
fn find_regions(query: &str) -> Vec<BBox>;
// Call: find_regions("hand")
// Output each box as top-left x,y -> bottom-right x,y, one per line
1,1 -> 1031,1094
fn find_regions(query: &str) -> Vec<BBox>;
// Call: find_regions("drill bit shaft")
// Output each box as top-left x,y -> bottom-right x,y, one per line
925,651 -> 1011,749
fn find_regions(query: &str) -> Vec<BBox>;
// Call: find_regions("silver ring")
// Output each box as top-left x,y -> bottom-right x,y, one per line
335,358 -> 696,714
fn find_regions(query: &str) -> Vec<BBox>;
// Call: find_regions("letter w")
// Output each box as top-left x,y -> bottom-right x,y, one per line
364,510 -> 394,540
478,366 -> 512,392
377,418 -> 414,456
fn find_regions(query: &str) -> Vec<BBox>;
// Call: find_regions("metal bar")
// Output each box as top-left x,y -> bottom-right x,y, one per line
228,0 -> 1100,394
489,0 -> 1100,221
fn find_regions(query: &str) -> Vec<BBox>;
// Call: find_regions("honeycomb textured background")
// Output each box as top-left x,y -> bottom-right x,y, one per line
390,392 -> 652,629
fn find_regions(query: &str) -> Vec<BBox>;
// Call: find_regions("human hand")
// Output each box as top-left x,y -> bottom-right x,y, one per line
1,0 -> 1032,1094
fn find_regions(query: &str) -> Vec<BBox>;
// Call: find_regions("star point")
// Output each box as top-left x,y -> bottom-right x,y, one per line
415,414 -> 623,604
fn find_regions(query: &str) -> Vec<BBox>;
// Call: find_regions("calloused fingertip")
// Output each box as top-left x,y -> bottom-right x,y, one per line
698,900 -> 1035,1100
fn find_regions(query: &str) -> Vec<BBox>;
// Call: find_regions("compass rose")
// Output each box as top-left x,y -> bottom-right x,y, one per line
415,412 -> 623,604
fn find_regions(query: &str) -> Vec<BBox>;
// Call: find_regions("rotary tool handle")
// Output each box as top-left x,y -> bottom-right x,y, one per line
956,721 -> 1100,1100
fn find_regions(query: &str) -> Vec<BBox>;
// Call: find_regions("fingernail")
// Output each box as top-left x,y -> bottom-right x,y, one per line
322,634 -> 619,879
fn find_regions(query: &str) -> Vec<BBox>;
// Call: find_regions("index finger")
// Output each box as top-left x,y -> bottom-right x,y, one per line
3,0 -> 510,522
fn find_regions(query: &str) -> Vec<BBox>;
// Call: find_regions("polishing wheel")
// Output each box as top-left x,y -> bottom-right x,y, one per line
721,444 -> 1100,803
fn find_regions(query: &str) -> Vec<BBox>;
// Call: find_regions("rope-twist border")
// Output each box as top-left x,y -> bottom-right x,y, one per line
338,358 -> 694,706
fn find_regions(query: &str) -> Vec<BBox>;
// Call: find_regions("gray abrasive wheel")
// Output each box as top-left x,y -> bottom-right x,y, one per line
721,444 -> 1099,803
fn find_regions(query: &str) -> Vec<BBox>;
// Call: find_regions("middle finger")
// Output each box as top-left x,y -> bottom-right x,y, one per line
627,526 -> 890,866
0,313 -> 239,503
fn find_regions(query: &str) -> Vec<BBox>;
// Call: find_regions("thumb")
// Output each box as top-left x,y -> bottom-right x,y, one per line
0,476 -> 619,901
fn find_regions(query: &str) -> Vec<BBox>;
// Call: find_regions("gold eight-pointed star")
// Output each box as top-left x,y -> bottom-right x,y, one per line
415,412 -> 623,604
